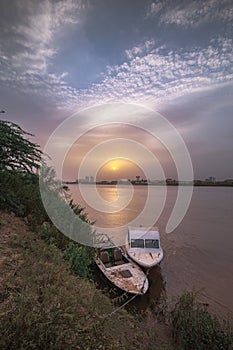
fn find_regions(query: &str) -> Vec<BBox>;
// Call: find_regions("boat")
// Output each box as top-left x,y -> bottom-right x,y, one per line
125,226 -> 163,268
94,233 -> 149,295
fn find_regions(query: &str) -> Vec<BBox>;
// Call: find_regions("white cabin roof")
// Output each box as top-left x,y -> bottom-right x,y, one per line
128,227 -> 160,240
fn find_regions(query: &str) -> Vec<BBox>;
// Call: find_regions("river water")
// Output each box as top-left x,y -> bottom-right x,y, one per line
69,184 -> 233,320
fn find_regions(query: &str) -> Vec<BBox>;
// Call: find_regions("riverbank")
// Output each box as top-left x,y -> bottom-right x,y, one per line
1,211 -> 232,349
0,211 -> 172,349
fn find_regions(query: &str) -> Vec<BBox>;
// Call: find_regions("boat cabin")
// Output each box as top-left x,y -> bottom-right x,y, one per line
129,228 -> 161,252
126,227 -> 163,268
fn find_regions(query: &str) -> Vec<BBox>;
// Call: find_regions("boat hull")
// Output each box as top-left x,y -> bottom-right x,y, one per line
95,258 -> 149,295
126,226 -> 164,269
126,247 -> 164,268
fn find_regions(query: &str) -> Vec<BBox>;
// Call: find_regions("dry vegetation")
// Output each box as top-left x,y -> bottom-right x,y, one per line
0,212 -> 172,350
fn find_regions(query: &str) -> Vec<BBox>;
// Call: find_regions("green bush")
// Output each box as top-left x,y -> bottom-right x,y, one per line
64,242 -> 93,279
39,221 -> 71,250
0,170 -> 39,217
171,291 -> 233,350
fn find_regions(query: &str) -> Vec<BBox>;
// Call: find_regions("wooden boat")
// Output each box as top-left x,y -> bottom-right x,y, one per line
94,233 -> 149,295
125,227 -> 163,268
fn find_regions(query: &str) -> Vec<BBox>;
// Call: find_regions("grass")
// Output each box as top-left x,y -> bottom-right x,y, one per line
0,211 -> 232,349
0,212 -> 167,350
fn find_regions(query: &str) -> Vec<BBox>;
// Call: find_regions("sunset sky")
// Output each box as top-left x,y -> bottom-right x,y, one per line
0,0 -> 232,180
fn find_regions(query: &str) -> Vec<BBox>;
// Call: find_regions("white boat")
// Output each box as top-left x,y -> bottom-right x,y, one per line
125,227 -> 163,268
94,233 -> 149,295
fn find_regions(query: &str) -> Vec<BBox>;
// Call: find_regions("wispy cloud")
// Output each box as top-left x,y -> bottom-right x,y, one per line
0,0 -> 86,94
58,36 -> 233,111
147,0 -> 233,26
145,1 -> 166,19
125,40 -> 155,60
0,1 -> 232,116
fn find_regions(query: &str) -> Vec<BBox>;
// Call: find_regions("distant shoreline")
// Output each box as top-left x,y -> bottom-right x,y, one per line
63,181 -> 233,187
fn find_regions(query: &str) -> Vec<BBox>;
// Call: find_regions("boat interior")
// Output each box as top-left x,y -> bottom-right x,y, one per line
99,248 -> 128,268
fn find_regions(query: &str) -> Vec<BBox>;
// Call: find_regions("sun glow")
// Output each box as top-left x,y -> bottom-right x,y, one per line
97,158 -> 144,181
108,160 -> 120,171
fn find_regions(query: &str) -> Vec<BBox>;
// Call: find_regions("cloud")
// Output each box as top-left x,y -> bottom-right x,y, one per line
56,36 -> 233,112
1,31 -> 232,115
145,1 -> 166,18
125,39 -> 155,60
0,1 -> 232,118
147,0 -> 233,26
0,0 -> 86,94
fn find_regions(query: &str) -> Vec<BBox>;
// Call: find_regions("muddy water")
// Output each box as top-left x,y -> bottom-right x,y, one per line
69,185 -> 233,320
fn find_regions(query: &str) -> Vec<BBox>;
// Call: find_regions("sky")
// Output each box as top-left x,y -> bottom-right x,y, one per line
0,0 -> 233,181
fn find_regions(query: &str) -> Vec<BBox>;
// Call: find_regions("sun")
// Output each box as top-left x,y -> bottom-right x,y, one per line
108,160 -> 119,171
97,158 -> 144,181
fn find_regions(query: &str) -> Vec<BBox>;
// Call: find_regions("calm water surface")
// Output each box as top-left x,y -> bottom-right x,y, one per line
69,185 -> 233,320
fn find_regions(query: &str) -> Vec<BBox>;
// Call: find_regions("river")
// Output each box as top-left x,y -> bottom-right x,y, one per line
69,184 -> 233,320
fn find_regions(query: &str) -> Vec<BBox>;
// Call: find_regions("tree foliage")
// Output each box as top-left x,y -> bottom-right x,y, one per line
0,119 -> 44,216
0,119 -> 42,173
0,119 -> 94,252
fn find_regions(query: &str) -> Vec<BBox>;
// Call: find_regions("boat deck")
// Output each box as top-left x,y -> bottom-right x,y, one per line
95,259 -> 148,294
129,250 -> 163,267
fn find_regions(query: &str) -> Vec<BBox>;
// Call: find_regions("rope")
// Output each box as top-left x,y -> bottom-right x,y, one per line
104,293 -> 138,319
77,292 -> 139,334
77,271 -> 150,333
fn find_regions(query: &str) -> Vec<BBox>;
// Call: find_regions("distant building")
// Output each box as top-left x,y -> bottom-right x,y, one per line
223,179 -> 233,185
166,178 -> 178,185
150,180 -> 163,185
78,176 -> 91,183
118,179 -> 130,185
205,177 -> 216,183
90,176 -> 94,183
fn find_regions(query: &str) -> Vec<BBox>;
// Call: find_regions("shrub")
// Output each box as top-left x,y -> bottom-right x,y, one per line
171,291 -> 233,350
39,221 -> 71,250
0,170 -> 40,217
63,242 -> 93,279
